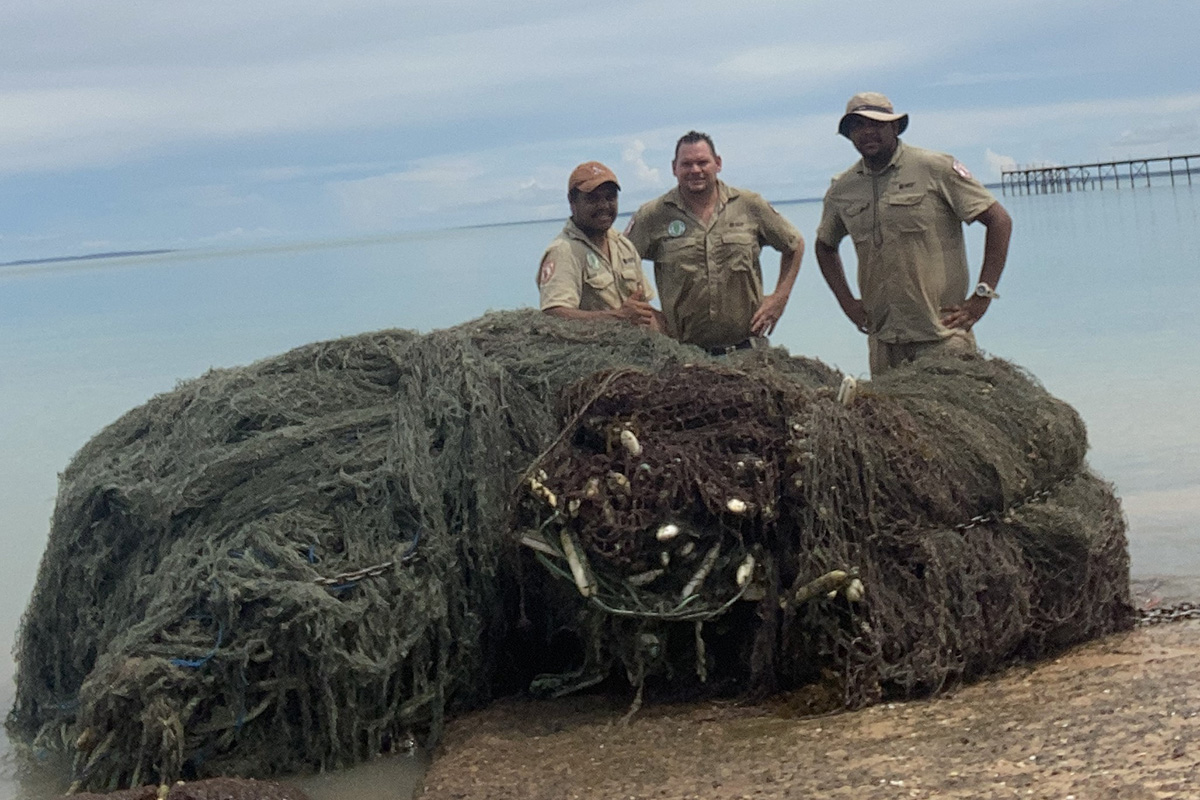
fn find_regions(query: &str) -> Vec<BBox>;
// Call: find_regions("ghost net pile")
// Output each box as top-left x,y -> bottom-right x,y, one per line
513,353 -> 1134,709
6,310 -> 703,793
7,308 -> 1132,794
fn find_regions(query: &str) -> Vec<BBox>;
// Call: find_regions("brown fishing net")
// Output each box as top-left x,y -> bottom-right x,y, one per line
6,310 -> 1133,794
513,352 -> 1133,707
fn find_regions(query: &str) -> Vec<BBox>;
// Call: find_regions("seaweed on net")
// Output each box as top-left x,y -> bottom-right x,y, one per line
514,350 -> 1134,708
6,310 -> 701,792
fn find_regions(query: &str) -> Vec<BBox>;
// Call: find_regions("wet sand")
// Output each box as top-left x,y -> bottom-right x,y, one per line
12,579 -> 1199,800
418,577 -> 1200,800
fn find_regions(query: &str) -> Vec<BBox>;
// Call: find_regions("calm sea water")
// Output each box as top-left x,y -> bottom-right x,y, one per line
2,183 -> 1198,798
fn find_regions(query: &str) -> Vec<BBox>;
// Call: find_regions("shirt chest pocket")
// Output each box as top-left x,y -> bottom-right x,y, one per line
841,201 -> 873,243
617,260 -> 645,293
884,192 -> 928,233
661,234 -> 703,273
716,229 -> 758,272
583,267 -> 615,292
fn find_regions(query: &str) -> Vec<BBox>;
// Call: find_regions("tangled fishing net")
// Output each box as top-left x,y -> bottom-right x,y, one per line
6,309 -> 1133,793
514,354 -> 1133,710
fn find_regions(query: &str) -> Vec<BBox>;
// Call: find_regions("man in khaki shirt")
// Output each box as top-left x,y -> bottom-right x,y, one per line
815,92 -> 1013,375
538,161 -> 660,330
625,131 -> 804,353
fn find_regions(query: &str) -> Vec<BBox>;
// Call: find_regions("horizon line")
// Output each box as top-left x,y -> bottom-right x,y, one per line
0,182 -> 1007,270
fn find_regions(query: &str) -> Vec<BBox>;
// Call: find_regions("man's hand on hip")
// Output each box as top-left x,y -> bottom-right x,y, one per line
751,292 -> 789,336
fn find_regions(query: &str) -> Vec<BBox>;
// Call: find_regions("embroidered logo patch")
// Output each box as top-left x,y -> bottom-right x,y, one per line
952,160 -> 973,180
667,220 -> 686,237
586,252 -> 600,271
538,257 -> 555,285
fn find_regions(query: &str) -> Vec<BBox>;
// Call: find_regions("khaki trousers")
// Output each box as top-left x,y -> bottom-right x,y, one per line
868,329 -> 977,376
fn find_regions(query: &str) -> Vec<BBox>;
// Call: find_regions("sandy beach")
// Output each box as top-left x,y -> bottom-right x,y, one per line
418,578 -> 1199,800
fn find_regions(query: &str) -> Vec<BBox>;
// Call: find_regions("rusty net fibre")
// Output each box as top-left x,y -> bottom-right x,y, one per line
6,310 -> 709,793
515,353 -> 1134,706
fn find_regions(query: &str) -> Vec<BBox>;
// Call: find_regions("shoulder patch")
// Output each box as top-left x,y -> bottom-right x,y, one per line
952,160 -> 973,180
538,256 -> 555,286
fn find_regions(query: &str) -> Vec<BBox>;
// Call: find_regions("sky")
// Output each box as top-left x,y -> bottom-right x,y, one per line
1,0 -> 1198,264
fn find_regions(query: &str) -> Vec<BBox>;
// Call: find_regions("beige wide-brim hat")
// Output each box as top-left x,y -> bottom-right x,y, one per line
838,92 -> 909,137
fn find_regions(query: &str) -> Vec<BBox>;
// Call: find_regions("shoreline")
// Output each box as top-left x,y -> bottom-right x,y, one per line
421,617 -> 1200,799
4,578 -> 1194,800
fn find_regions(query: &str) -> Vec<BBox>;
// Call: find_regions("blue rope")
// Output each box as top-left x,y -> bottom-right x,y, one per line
170,621 -> 224,668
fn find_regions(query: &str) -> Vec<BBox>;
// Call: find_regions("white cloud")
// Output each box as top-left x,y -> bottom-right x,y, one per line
248,162 -> 402,183
1113,121 -> 1200,149
0,0 -> 1093,176
934,71 -> 1041,87
2,0 -> 1199,256
328,157 -> 490,227
0,9 -> 635,174
190,185 -> 262,210
621,140 -> 661,188
341,89 -> 1200,229
716,42 -> 917,81
325,153 -> 577,230
187,227 -> 286,246
984,149 -> 1018,178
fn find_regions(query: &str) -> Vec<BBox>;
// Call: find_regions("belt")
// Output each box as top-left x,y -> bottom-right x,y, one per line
706,338 -> 761,356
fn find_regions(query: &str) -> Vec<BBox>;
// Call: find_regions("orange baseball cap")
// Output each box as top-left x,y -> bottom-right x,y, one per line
568,161 -> 621,193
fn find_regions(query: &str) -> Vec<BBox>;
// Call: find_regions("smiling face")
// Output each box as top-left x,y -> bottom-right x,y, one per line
845,117 -> 901,168
570,182 -> 619,237
672,141 -> 722,198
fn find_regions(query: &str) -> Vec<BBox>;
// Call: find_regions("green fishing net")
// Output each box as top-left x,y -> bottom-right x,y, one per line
7,310 -> 1132,792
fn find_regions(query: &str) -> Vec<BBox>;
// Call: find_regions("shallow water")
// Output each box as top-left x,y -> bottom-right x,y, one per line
2,183 -> 1197,798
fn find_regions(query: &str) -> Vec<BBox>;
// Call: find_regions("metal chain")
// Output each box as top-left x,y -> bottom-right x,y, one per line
953,485 -> 1057,533
1138,601 -> 1200,626
952,489 -> 1200,628
314,560 -> 395,587
313,531 -> 421,588
947,485 -> 1200,627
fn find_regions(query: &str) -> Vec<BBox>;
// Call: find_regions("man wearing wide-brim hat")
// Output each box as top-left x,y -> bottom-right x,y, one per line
815,92 -> 1013,375
538,161 -> 662,330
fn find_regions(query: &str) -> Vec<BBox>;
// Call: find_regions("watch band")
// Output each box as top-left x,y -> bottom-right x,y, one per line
974,282 -> 1000,300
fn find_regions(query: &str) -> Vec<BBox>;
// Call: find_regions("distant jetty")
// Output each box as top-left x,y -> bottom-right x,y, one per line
1001,154 -> 1199,196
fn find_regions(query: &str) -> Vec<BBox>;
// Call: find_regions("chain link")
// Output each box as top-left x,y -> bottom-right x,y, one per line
951,489 -> 1200,627
313,531 -> 421,588
953,486 -> 1057,533
314,560 -> 395,587
1138,601 -> 1200,626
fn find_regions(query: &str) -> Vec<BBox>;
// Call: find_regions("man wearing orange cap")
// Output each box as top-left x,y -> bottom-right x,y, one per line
537,161 -> 661,330
815,92 -> 1013,375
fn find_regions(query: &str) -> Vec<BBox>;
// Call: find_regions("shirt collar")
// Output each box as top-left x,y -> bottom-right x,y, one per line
563,218 -> 612,250
855,140 -> 907,176
664,179 -> 736,210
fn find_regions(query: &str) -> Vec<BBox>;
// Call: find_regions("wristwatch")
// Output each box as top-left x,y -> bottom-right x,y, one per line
974,282 -> 1000,300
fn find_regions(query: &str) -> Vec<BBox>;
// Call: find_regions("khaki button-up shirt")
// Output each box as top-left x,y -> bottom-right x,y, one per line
816,142 -> 996,343
538,220 -> 654,312
626,182 -> 802,349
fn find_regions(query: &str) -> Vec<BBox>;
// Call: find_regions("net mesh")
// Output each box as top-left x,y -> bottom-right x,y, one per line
513,350 -> 1132,705
6,310 -> 1132,792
